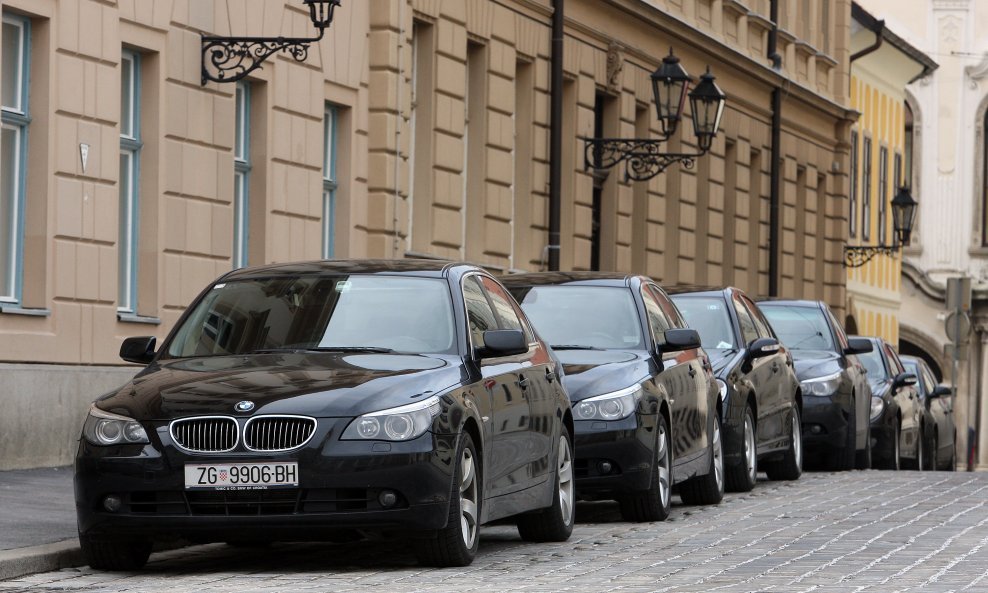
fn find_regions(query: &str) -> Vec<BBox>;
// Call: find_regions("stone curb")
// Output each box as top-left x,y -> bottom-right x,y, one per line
0,540 -> 83,582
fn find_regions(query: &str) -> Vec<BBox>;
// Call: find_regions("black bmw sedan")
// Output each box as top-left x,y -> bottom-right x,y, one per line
501,273 -> 723,523
757,299 -> 873,471
75,260 -> 574,569
669,287 -> 802,492
901,355 -> 957,471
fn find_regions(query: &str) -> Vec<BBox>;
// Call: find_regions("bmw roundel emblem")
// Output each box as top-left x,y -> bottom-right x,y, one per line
235,401 -> 255,413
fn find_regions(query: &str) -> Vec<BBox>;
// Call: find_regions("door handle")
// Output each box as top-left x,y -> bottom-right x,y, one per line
772,362 -> 780,374
688,365 -> 697,378
545,368 -> 556,383
517,376 -> 530,389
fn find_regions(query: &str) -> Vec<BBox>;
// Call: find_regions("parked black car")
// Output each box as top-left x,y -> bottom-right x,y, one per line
756,299 -> 873,471
853,336 -> 922,470
501,272 -> 723,523
901,355 -> 957,471
669,287 -> 802,492
75,260 -> 574,570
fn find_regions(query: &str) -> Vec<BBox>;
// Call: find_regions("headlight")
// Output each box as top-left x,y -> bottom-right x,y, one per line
800,372 -> 842,397
82,405 -> 149,446
574,385 -> 642,421
341,396 -> 441,441
716,379 -> 728,401
870,396 -> 885,421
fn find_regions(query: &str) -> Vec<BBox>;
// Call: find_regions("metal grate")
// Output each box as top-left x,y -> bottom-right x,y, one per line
170,416 -> 239,453
244,416 -> 316,452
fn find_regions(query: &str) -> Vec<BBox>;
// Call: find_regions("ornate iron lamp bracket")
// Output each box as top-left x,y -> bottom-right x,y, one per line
583,138 -> 706,182
843,245 -> 899,268
201,28 -> 325,85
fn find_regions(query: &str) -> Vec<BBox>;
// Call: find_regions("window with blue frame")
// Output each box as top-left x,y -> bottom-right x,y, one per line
234,82 -> 250,269
323,104 -> 338,259
119,50 -> 142,313
1,13 -> 30,304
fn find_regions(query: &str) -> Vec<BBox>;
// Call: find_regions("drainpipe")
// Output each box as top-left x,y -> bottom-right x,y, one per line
850,3 -> 885,63
548,0 -> 564,271
768,0 -> 782,296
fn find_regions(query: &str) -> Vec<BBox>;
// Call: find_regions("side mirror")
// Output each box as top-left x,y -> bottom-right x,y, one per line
845,337 -> 873,356
663,328 -> 701,352
120,336 -> 157,365
930,385 -> 952,398
748,337 -> 781,359
892,372 -> 918,390
480,329 -> 528,358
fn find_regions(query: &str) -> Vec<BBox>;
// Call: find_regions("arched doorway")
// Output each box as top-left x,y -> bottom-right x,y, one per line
899,327 -> 946,382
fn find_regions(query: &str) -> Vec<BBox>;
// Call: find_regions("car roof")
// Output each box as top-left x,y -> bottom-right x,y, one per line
222,259 -> 464,281
754,298 -> 822,307
500,271 -> 634,287
666,284 -> 731,297
850,335 -> 886,346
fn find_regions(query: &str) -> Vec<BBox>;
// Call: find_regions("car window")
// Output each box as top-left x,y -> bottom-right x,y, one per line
884,344 -> 905,375
921,365 -> 937,395
650,285 -> 686,328
743,297 -> 774,339
641,286 -> 672,346
672,295 -> 736,350
478,276 -> 525,333
732,296 -> 760,346
826,308 -> 850,350
858,343 -> 889,382
463,276 -> 499,350
512,285 -> 645,350
759,304 -> 836,352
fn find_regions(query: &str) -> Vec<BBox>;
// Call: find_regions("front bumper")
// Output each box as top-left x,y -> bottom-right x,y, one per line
75,423 -> 457,542
572,414 -> 655,498
800,395 -> 851,451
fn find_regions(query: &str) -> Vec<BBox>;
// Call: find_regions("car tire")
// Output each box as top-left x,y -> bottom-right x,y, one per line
679,413 -> 725,506
833,399 -> 857,471
725,406 -> 757,493
620,414 -> 672,522
765,406 -> 802,481
855,424 -> 872,470
517,427 -> 575,541
79,534 -> 152,571
415,431 -> 481,567
904,425 -> 925,471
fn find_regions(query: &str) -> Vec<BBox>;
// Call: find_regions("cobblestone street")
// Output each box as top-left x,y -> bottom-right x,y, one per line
4,470 -> 988,592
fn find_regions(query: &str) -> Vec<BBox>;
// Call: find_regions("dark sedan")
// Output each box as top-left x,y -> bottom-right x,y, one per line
901,355 -> 957,471
75,260 -> 574,569
669,287 -> 802,492
853,336 -> 922,470
757,300 -> 873,471
502,273 -> 723,523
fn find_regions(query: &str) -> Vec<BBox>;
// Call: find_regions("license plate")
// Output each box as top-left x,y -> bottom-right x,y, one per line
184,462 -> 299,490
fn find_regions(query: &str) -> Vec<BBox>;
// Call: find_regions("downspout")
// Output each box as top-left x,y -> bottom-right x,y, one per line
768,0 -> 782,296
548,0 -> 564,271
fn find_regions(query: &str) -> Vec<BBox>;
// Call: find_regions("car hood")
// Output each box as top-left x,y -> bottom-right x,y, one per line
95,353 -> 463,421
555,350 -> 650,402
790,349 -> 842,382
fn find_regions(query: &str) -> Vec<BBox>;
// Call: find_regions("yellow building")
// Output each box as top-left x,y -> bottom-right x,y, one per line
846,3 -> 935,343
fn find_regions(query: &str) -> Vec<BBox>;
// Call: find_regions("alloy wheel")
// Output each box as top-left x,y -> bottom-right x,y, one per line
793,412 -> 803,470
557,435 -> 574,526
459,447 -> 479,548
657,423 -> 671,508
894,424 -> 901,470
713,419 -> 724,491
743,413 -> 757,483
917,430 -> 925,472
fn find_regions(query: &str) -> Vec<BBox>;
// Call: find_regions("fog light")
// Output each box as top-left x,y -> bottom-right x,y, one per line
809,424 -> 823,435
103,495 -> 122,513
598,461 -> 613,475
379,490 -> 398,508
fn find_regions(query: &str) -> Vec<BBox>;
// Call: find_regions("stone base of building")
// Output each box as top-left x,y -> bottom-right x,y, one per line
0,364 -> 138,471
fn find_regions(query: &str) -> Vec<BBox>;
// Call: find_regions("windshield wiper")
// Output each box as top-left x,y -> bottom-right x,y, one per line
252,346 -> 395,354
550,344 -> 605,351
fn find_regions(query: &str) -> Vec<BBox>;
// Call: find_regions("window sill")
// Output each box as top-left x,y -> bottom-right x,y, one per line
117,313 -> 161,325
0,305 -> 51,317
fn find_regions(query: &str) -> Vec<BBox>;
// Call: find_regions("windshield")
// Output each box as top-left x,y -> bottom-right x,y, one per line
671,296 -> 736,350
759,305 -> 835,351
512,286 -> 645,350
166,275 -> 456,357
857,344 -> 890,383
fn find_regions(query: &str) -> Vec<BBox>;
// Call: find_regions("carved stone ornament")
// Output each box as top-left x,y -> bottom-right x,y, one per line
606,42 -> 625,93
966,53 -> 988,90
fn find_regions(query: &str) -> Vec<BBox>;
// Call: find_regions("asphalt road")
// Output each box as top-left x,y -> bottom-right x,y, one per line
3,470 -> 988,592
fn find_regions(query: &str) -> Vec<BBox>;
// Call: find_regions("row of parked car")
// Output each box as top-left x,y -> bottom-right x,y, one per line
73,260 -> 957,570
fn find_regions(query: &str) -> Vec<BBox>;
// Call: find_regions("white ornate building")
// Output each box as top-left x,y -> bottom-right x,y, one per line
859,0 -> 988,470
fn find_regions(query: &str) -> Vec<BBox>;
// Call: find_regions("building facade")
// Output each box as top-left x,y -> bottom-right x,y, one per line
844,4 -> 935,345
0,0 -> 854,470
858,0 -> 988,470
